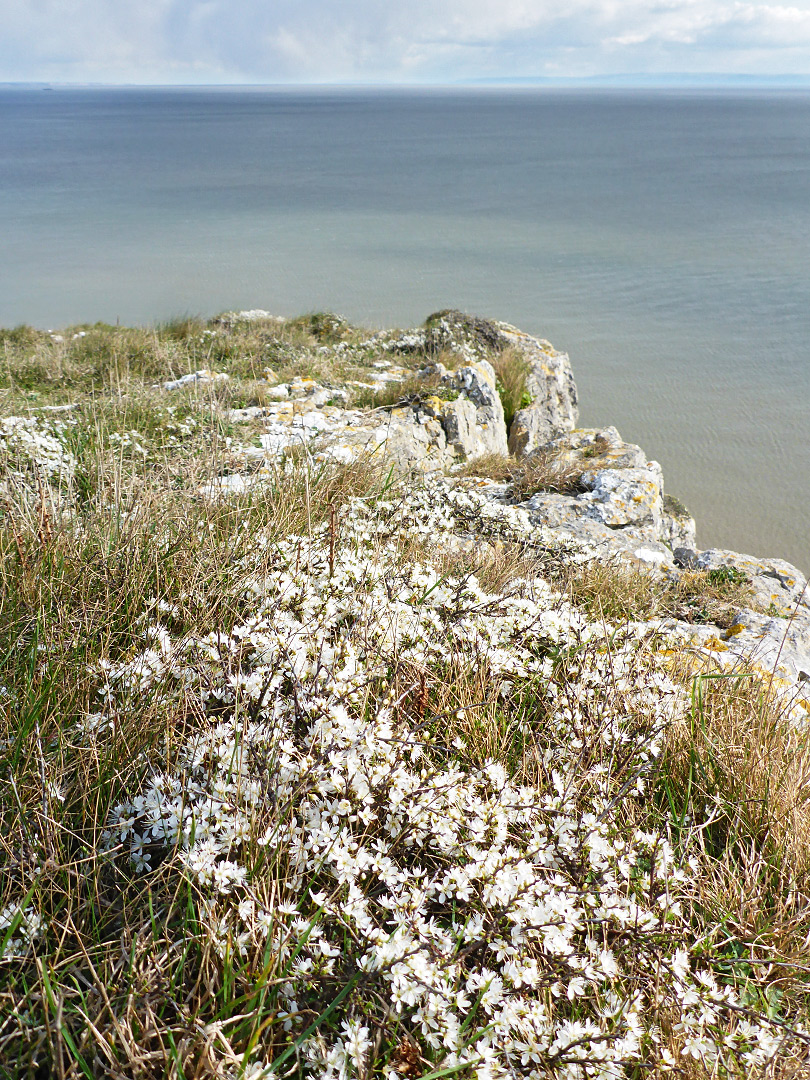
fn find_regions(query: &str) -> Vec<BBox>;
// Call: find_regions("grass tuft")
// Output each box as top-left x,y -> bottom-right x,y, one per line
456,448 -> 586,496
490,346 -> 532,427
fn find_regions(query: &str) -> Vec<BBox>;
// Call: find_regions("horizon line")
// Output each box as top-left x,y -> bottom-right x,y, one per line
3,72 -> 810,90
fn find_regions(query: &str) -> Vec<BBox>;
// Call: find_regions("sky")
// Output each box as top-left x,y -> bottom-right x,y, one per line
4,0 -> 810,85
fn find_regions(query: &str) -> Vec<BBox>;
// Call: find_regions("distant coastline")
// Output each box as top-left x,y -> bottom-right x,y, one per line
4,73 -> 810,90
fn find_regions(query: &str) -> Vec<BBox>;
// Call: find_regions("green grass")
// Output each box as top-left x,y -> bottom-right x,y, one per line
490,346 -> 532,428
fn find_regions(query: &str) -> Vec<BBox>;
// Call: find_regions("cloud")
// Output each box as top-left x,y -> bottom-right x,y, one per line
601,2 -> 810,49
2,0 -> 810,82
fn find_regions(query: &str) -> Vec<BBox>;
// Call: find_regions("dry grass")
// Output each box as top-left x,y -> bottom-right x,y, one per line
457,449 -> 586,497
0,312 -> 404,413
549,559 -> 754,625
656,664 -> 810,1044
667,666 -> 810,888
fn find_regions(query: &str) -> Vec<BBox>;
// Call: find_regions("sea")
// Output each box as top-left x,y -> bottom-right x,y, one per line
1,85 -> 808,570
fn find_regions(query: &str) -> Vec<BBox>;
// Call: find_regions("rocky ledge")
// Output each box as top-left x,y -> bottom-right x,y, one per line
189,309 -> 810,720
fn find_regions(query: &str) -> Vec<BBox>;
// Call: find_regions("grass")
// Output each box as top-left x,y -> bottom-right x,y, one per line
456,448 -> 588,497
550,559 -> 754,626
349,371 -> 461,412
657,667 -> 810,1050
0,312 -> 398,410
2,314 -> 810,1077
489,347 -> 532,428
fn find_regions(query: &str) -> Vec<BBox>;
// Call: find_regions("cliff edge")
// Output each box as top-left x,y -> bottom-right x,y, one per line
200,308 -> 810,723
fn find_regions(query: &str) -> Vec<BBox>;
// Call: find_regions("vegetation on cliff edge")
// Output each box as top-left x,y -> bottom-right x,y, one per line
1,315 -> 809,1079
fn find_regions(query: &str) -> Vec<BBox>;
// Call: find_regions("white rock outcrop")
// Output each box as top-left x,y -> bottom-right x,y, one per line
163,369 -> 229,391
197,311 -> 808,721
502,326 -> 579,457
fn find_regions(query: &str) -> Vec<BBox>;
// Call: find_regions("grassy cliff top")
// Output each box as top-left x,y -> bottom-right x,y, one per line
1,313 -> 809,1078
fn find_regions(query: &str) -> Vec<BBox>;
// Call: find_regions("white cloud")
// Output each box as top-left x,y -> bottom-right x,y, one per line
2,0 -> 810,82
602,2 -> 810,49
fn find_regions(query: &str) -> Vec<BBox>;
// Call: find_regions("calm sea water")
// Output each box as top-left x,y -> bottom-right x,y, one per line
1,86 -> 808,569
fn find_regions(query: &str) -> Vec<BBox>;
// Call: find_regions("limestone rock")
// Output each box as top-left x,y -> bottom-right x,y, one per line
718,607 -> 810,688
519,427 -> 689,551
543,427 -> 647,471
644,549 -> 810,711
661,495 -> 698,552
502,326 -> 579,457
360,413 -> 441,470
408,360 -> 508,460
416,395 -> 479,458
451,361 -> 508,457
163,370 -> 229,391
656,605 -> 810,716
522,492 -> 673,570
220,309 -> 285,324
580,462 -> 665,537
226,405 -> 278,423
520,490 -> 675,568
692,549 -> 810,617
421,311 -> 577,458
508,408 -> 556,459
507,426 -> 666,542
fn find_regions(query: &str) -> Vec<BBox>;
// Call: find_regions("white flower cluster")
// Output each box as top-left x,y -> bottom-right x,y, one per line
0,415 -> 76,483
107,429 -> 148,456
378,330 -> 426,353
163,407 -> 198,439
98,479 -> 797,1076
0,901 -> 46,962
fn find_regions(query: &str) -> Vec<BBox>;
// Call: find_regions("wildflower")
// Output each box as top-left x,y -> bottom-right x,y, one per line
93,474 -> 793,1076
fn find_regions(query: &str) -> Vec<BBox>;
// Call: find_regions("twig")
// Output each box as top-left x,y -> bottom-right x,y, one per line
328,504 -> 337,578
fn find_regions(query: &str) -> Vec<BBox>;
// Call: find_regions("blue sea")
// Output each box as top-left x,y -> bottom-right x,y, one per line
1,85 -> 808,569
